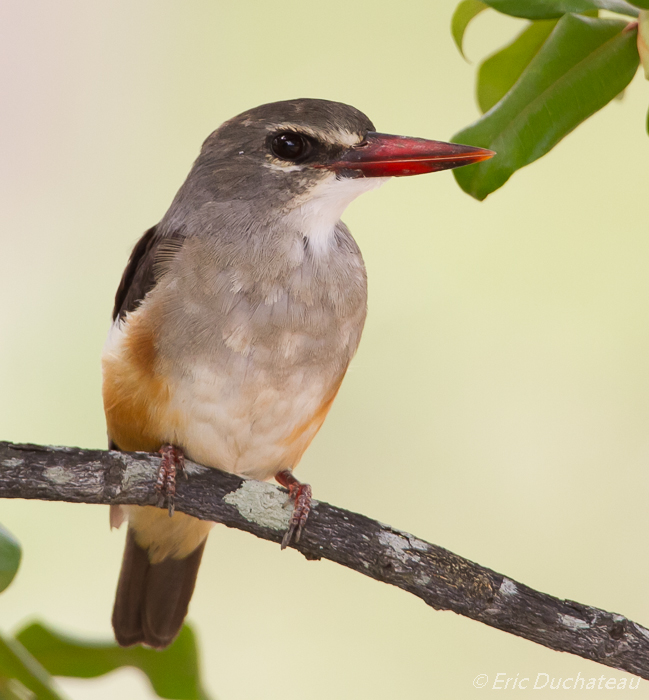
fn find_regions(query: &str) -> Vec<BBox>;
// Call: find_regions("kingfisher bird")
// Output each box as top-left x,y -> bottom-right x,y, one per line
102,98 -> 494,648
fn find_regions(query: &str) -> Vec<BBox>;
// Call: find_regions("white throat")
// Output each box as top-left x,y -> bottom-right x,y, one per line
289,174 -> 388,257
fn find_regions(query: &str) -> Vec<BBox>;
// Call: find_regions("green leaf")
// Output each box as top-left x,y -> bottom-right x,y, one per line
477,20 -> 558,112
631,0 -> 649,8
0,525 -> 21,593
483,0 -> 639,18
15,622 -> 213,700
452,0 -> 489,59
0,633 -> 66,700
452,15 -> 640,200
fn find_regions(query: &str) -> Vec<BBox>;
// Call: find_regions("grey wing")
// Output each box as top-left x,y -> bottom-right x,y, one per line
108,225 -> 185,454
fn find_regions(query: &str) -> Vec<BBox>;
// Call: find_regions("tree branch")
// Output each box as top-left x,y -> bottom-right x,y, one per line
2,440 -> 648,678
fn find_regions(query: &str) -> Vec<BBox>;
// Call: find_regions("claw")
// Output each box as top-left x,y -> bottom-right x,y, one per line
276,470 -> 312,549
156,445 -> 185,516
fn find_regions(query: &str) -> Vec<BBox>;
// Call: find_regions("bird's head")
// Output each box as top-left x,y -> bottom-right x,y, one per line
169,99 -> 493,237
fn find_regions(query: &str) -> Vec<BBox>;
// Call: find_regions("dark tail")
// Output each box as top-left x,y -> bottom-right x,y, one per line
112,528 -> 206,649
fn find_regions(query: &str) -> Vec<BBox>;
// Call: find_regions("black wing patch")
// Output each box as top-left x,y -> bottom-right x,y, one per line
112,226 -> 185,322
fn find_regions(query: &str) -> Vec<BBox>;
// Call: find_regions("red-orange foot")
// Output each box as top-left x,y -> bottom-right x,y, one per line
276,470 -> 312,549
157,444 -> 186,516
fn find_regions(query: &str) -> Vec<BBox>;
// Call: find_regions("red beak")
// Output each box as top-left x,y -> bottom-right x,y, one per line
322,132 -> 494,178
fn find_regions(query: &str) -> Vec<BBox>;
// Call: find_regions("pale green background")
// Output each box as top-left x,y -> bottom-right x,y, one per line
1,1 -> 649,698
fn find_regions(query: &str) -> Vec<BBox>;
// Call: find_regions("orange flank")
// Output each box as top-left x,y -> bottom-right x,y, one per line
102,306 -> 175,453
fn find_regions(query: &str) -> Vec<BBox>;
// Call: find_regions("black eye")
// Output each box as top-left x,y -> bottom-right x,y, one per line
270,132 -> 312,162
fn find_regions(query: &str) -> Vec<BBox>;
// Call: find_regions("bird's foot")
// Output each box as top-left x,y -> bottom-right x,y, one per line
275,470 -> 312,549
156,444 -> 186,516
